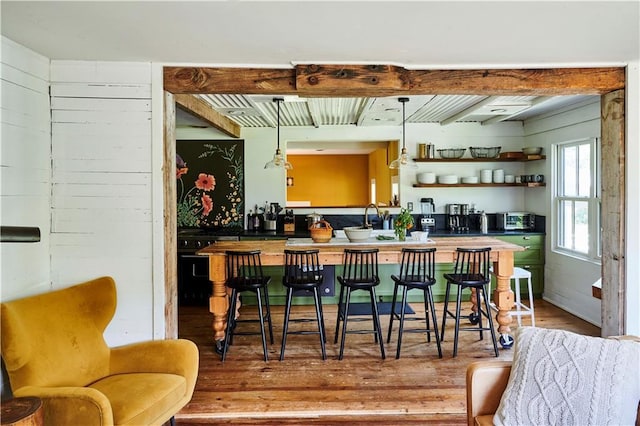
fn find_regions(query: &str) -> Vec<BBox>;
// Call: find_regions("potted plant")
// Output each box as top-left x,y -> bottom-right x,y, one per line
394,208 -> 414,241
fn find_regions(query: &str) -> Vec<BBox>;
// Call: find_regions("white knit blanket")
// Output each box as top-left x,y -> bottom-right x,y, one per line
494,327 -> 640,426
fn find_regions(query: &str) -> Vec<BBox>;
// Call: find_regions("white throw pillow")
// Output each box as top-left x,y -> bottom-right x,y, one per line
494,327 -> 640,426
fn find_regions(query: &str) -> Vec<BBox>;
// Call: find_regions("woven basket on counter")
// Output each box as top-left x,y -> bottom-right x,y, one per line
309,220 -> 333,243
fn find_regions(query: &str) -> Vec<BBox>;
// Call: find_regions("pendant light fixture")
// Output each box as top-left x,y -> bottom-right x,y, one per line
264,97 -> 293,170
389,97 -> 417,169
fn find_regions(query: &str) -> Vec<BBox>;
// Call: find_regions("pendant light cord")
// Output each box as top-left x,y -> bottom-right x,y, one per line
401,98 -> 406,150
277,98 -> 281,150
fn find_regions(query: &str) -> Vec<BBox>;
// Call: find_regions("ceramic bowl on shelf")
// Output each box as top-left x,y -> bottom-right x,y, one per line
417,172 -> 436,184
522,147 -> 543,155
461,176 -> 479,184
438,175 -> 459,184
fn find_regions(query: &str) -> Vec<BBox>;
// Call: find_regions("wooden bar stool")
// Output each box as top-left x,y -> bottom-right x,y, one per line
387,247 -> 442,359
279,249 -> 327,361
334,248 -> 386,360
440,247 -> 499,358
489,266 -> 535,326
221,250 -> 273,362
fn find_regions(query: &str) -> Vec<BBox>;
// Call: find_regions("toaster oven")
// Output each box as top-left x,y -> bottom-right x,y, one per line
496,212 -> 536,231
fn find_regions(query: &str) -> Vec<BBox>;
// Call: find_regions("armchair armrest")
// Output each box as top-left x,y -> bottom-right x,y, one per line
109,339 -> 199,396
14,385 -> 113,425
466,361 -> 512,426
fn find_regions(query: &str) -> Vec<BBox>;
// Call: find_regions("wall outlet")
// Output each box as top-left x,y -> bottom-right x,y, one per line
407,202 -> 413,211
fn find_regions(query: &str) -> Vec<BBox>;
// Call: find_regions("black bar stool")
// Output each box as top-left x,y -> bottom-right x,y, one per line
334,248 -> 385,360
387,247 -> 442,359
440,247 -> 499,358
279,249 -> 327,361
221,250 -> 273,362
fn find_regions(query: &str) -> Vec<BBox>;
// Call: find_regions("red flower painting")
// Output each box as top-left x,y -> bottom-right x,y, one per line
196,173 -> 216,191
176,140 -> 244,228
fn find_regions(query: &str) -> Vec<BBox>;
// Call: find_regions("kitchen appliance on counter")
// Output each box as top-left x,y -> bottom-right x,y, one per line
420,197 -> 436,232
496,212 -> 536,231
263,202 -> 282,230
447,203 -> 470,233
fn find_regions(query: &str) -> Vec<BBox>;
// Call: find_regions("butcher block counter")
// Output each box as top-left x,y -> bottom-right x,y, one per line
198,236 -> 524,348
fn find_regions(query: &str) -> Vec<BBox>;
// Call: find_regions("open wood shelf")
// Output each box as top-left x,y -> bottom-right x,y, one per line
413,182 -> 546,188
413,155 -> 546,163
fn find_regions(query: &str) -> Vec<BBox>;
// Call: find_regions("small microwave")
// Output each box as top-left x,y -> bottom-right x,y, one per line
496,212 -> 536,231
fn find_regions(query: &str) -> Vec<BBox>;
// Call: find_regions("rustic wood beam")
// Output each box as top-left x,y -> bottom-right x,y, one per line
408,68 -> 626,96
295,64 -> 408,96
164,65 -> 625,97
164,67 -> 296,95
164,91 -> 178,339
174,94 -> 241,138
600,89 -> 625,337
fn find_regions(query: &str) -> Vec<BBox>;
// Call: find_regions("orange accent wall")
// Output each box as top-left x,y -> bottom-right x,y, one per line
287,154 -> 369,207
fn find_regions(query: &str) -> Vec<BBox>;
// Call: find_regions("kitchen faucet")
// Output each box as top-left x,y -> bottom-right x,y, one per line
364,203 -> 380,228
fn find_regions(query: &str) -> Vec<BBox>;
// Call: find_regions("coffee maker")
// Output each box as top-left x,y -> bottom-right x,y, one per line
447,203 -> 470,233
420,198 -> 436,232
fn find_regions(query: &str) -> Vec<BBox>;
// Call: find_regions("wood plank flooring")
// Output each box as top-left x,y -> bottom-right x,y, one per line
176,300 -> 599,425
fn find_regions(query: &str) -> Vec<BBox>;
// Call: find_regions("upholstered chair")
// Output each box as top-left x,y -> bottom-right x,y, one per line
466,329 -> 640,426
1,276 -> 199,426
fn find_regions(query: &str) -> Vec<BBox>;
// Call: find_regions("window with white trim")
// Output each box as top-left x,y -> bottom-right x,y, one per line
554,137 -> 601,261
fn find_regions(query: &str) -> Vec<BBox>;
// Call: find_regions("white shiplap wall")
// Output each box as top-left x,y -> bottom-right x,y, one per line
523,100 -> 602,326
49,61 -> 155,345
0,37 -> 52,300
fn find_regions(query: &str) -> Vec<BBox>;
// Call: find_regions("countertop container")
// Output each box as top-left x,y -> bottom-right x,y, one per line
309,220 -> 333,243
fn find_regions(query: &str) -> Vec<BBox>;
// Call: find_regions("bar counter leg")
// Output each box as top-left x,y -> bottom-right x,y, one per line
208,255 -> 228,346
493,252 -> 515,348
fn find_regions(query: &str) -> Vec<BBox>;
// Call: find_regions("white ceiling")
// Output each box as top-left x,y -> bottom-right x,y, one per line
2,1 -> 638,66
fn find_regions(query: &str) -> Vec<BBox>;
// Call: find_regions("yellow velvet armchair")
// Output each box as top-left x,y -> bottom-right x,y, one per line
1,276 -> 199,426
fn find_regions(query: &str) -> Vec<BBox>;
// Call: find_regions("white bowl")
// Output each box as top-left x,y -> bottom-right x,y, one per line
417,172 -> 436,184
461,176 -> 479,184
438,175 -> 459,184
522,147 -> 543,155
343,226 -> 373,242
411,230 -> 429,241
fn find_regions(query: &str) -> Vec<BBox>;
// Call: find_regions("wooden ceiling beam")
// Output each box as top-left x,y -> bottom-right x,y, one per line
408,68 -> 625,96
164,67 -> 297,95
295,64 -> 408,96
164,65 -> 625,97
174,94 -> 241,138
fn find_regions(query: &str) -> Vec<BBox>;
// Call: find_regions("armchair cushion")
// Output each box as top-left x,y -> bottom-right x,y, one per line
493,327 -> 640,426
1,276 -> 199,426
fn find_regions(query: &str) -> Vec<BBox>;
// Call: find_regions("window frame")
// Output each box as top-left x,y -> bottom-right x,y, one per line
552,137 -> 601,263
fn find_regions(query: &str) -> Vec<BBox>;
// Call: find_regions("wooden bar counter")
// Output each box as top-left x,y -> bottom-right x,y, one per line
198,236 -> 523,348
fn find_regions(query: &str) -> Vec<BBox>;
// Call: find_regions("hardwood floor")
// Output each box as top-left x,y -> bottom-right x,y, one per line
176,299 -> 599,425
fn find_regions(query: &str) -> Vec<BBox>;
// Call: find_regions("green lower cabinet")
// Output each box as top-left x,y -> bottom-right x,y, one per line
492,235 -> 545,299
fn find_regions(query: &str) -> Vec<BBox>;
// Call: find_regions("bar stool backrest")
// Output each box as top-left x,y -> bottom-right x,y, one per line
341,248 -> 380,285
284,249 -> 323,285
225,250 -> 266,287
398,247 -> 437,284
452,247 -> 491,286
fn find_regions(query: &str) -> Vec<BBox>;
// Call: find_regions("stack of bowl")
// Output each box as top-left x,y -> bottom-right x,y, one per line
417,172 -> 436,184
438,175 -> 459,184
